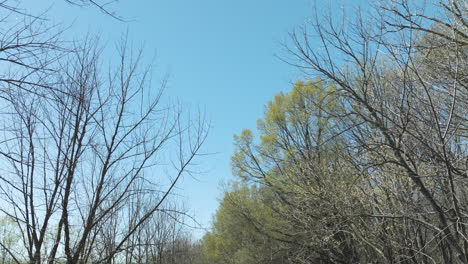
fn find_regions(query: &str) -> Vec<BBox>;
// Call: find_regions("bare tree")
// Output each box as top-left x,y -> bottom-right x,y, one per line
283,0 -> 467,262
0,1 -> 211,263
0,37 -> 208,264
0,0 -> 128,103
64,0 -> 125,21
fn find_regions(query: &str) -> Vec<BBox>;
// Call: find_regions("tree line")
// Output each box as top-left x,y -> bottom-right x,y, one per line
203,0 -> 467,263
0,0 -> 467,263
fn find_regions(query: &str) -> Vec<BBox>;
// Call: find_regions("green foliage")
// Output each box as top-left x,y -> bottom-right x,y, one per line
203,183 -> 289,264
208,80 -> 378,263
0,216 -> 23,264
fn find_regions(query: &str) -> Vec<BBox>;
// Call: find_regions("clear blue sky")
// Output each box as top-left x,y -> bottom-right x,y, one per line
21,0 -> 365,238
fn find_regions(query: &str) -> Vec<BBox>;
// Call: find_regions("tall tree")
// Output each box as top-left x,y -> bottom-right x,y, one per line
0,38 -> 208,264
284,0 -> 468,262
230,80 -> 379,263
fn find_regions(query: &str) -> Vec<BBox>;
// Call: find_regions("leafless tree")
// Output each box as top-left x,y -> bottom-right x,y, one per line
283,0 -> 467,262
64,0 -> 125,21
0,0 -> 128,103
0,36 -> 208,264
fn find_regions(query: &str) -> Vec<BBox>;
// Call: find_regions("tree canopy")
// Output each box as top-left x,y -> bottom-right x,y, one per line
205,0 -> 468,263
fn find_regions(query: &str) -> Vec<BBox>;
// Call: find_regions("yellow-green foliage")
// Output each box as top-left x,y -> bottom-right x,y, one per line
232,79 -> 342,185
0,216 -> 22,262
224,79 -> 372,262
203,183 -> 288,264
